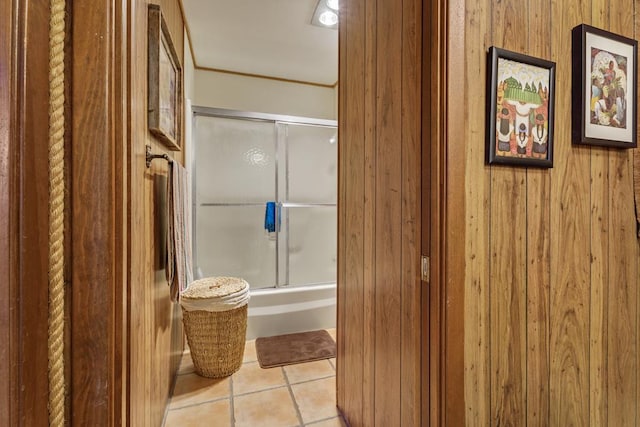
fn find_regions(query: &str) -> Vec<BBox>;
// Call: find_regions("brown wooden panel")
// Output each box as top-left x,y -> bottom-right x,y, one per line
337,0 -> 424,424
454,0 -> 640,426
462,0 -> 491,424
607,4 -> 637,425
589,3 -> 610,427
421,1 -> 435,425
0,0 -> 14,423
335,0 -> 347,416
526,0 -> 552,425
444,0 -> 467,425
340,0 -> 366,421
362,0 -> 377,424
400,0 -> 422,424
19,0 -> 53,424
549,1 -> 591,426
373,0 -> 403,422
591,7 -> 612,422
128,0 -> 186,425
71,0 -> 129,422
128,3 -> 150,426
490,1 -> 528,425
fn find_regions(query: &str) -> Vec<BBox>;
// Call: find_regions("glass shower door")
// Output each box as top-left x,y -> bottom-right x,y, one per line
193,112 -> 337,290
194,116 -> 277,289
277,123 -> 337,287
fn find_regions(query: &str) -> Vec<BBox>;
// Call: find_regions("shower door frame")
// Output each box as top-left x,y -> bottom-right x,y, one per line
192,106 -> 338,289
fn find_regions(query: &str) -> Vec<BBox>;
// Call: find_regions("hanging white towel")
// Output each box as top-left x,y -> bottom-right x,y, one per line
166,161 -> 193,302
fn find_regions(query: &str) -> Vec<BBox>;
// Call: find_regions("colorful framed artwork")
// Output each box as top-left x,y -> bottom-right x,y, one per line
148,4 -> 182,151
486,47 -> 556,168
572,24 -> 637,148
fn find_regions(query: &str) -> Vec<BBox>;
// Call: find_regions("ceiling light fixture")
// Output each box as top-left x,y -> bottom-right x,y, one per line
311,0 -> 338,29
319,10 -> 338,26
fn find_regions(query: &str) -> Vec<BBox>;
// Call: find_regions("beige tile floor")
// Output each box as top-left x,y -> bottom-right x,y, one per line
164,329 -> 345,427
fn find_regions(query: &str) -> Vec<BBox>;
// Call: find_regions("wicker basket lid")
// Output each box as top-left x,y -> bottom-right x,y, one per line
181,276 -> 249,300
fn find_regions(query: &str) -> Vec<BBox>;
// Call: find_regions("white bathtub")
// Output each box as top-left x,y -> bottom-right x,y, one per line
246,283 -> 336,339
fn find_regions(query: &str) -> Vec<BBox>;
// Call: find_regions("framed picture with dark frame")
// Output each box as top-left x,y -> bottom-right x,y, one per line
148,4 -> 182,151
572,24 -> 637,148
486,46 -> 556,168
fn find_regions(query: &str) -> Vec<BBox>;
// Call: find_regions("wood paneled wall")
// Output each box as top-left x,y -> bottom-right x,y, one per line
455,0 -> 640,425
336,0 -> 422,424
0,0 -> 13,421
128,1 -> 185,426
1,0 -> 52,424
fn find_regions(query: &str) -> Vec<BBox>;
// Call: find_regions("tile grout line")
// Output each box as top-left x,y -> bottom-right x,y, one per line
229,373 -> 236,427
282,366 -> 305,426
303,415 -> 343,426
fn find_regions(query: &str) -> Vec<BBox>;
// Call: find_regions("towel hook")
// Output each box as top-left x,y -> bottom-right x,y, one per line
145,144 -> 171,168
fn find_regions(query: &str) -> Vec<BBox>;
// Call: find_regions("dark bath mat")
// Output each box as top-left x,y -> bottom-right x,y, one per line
255,329 -> 336,368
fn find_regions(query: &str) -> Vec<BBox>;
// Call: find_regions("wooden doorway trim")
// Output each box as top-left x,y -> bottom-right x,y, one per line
69,0 -> 128,423
423,0 -> 466,425
0,0 -> 17,422
2,0 -> 56,423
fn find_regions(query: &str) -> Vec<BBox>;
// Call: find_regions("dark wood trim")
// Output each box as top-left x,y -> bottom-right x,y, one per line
70,0 -> 127,424
0,0 -> 16,423
422,0 -> 436,423
13,0 -> 54,424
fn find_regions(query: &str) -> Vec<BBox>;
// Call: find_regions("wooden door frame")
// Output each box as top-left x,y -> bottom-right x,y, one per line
423,0 -> 465,425
0,0 -> 17,422
69,0 -> 128,424
2,0 -> 57,423
2,0 -> 129,424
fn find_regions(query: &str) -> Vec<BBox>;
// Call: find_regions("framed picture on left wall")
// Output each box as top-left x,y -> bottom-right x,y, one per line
486,46 -> 556,168
148,4 -> 182,151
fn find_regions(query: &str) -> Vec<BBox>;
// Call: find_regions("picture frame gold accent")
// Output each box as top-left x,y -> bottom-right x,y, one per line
148,4 -> 182,151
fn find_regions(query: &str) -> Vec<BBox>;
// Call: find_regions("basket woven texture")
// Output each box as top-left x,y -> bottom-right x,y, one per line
182,304 -> 247,378
181,277 -> 249,378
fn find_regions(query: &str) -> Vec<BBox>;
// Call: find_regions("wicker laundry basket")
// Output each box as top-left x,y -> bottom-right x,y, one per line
180,277 -> 250,378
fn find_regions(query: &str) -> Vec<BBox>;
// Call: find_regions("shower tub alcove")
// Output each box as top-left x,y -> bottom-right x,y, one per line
192,107 -> 337,339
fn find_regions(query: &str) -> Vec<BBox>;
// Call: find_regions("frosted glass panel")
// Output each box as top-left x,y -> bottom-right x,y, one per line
195,116 -> 275,203
284,124 -> 337,203
196,206 -> 275,289
286,207 -> 336,286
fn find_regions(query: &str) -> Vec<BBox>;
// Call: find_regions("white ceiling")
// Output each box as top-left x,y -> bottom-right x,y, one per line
182,0 -> 339,86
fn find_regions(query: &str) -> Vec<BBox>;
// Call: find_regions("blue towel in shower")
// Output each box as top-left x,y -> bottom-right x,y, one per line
265,202 -> 276,232
264,202 -> 281,233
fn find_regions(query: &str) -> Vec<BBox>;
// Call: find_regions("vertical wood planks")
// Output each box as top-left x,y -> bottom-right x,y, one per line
362,0 -> 377,424
526,0 -> 552,424
489,1 -> 528,425
463,0 -> 491,424
337,0 -> 423,423
589,3 -> 610,426
549,1 -> 591,426
607,1 -> 637,425
0,0 -> 12,421
457,0 -> 640,425
128,0 -> 186,425
341,0 -> 366,420
373,0 -> 403,422
400,0 -> 422,423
